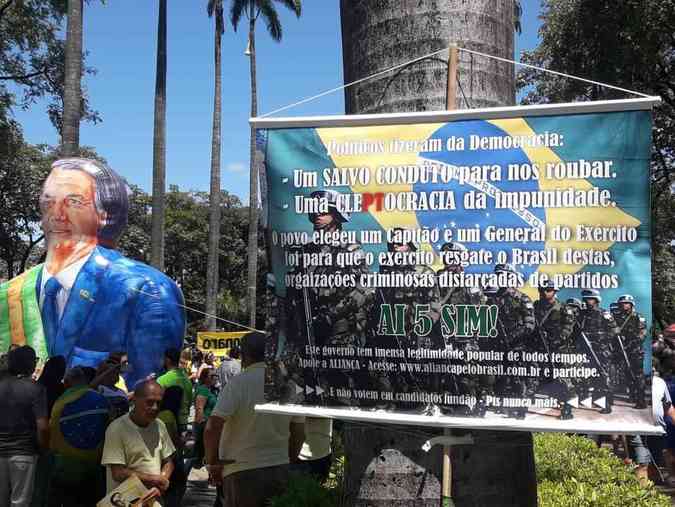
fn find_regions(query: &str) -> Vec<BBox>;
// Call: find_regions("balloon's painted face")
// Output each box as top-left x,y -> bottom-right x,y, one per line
39,168 -> 104,249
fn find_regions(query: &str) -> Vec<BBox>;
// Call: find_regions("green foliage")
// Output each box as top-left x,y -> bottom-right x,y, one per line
0,125 -> 50,279
229,0 -> 301,41
518,0 -> 675,326
268,474 -> 339,507
0,0 -> 99,131
117,184 -> 261,333
534,433 -> 671,507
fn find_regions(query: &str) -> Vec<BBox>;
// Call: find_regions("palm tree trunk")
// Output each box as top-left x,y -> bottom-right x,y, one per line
61,0 -> 83,156
246,7 -> 259,328
150,0 -> 167,270
205,12 -> 223,330
339,1 -> 536,505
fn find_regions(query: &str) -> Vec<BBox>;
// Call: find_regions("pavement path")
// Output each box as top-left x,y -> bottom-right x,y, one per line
182,468 -> 217,507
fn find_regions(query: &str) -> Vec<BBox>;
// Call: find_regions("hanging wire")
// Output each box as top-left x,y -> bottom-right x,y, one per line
258,44 -> 652,118
457,71 -> 473,109
130,287 -> 263,333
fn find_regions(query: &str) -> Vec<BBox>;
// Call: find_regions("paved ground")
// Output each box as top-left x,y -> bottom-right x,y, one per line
182,468 -> 216,507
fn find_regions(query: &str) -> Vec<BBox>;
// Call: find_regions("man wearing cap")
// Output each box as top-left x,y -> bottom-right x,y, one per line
492,264 -> 536,419
579,289 -> 620,414
436,242 -> 486,416
534,280 -> 575,419
281,189 -> 375,406
0,159 -> 186,387
612,294 -> 647,409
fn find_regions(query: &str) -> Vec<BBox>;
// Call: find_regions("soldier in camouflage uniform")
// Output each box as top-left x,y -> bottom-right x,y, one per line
579,289 -> 620,414
277,189 -> 376,406
563,297 -> 587,405
612,294 -> 647,409
436,242 -> 486,416
565,298 -> 584,325
492,264 -> 536,419
375,227 -> 440,411
534,279 -> 575,420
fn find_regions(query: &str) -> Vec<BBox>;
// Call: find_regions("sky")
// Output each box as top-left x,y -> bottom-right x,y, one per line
12,1 -> 543,203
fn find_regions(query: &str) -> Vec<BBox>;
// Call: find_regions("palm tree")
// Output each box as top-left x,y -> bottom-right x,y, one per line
150,0 -> 167,270
61,0 -> 83,156
204,0 -> 225,330
230,0 -> 301,327
339,1 -> 537,505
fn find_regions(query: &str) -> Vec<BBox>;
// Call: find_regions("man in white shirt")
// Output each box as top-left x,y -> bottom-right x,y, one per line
101,380 -> 175,502
294,417 -> 333,482
204,331 -> 305,507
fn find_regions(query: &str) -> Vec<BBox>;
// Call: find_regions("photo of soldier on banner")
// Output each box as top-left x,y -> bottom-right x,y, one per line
256,98 -> 659,434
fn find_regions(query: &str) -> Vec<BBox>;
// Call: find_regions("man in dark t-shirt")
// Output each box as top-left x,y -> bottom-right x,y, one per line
0,346 -> 49,507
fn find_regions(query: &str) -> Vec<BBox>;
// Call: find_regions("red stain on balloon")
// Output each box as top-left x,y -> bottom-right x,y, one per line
47,238 -> 98,274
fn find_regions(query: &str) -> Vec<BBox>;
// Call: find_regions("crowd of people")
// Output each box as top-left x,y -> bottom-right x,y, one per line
0,332 -> 332,507
3,323 -> 675,506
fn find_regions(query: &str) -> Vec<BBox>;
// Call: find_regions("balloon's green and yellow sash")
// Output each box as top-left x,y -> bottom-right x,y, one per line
0,265 -> 48,360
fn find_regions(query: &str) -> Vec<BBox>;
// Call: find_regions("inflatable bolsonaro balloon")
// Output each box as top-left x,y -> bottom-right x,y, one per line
0,158 -> 186,387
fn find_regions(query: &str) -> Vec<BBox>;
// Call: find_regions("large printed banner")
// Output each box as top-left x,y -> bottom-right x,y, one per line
255,99 -> 660,433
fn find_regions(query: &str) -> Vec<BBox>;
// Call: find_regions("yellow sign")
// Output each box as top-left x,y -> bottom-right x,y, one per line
197,331 -> 246,357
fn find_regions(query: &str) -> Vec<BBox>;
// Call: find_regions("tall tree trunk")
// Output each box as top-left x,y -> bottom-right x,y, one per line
246,9 -> 259,328
151,0 -> 167,271
205,14 -> 223,330
61,0 -> 83,156
339,2 -> 537,506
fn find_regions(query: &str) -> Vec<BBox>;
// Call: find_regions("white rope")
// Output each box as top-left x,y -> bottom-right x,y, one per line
259,46 -> 451,118
130,287 -> 264,333
456,46 -> 652,99
258,44 -> 651,117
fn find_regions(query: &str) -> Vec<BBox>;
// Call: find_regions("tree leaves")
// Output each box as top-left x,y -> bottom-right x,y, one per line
517,0 -> 675,329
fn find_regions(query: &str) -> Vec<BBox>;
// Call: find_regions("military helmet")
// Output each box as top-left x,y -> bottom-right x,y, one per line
388,227 -> 417,252
538,279 -> 559,291
581,288 -> 601,303
440,242 -> 467,253
308,189 -> 350,223
494,263 -> 518,275
566,298 -> 583,310
483,284 -> 498,296
440,241 -> 467,266
617,294 -> 635,306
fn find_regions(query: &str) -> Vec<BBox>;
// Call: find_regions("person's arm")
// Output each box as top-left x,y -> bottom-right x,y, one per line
36,416 -> 49,450
33,386 -> 49,450
204,414 -> 226,485
666,403 -> 675,422
157,457 -> 174,492
289,420 -> 305,462
90,363 -> 120,389
194,394 -> 207,424
109,465 -> 166,490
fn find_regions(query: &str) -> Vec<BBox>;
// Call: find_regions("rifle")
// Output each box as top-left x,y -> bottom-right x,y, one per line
576,325 -> 609,379
615,334 -> 636,382
536,327 -> 551,357
301,276 -> 323,402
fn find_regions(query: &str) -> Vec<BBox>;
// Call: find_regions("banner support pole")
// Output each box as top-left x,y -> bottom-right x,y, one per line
442,42 -> 460,507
